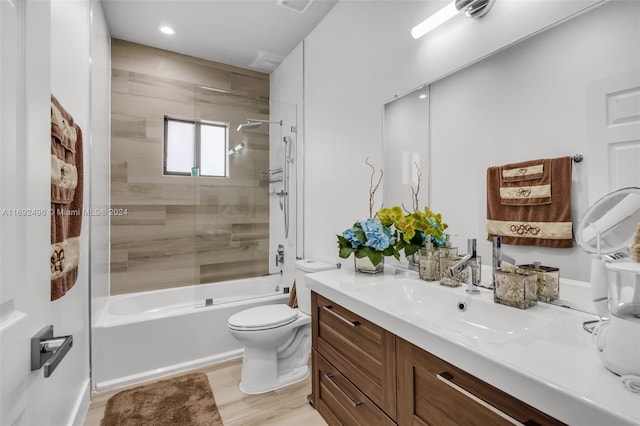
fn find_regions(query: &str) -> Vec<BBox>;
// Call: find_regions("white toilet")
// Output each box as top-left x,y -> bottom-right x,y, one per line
227,259 -> 334,394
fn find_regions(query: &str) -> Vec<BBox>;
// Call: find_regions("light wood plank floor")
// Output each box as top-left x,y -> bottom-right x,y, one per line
84,358 -> 327,426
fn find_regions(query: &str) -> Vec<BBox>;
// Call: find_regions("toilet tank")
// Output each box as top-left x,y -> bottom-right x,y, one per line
295,259 -> 334,315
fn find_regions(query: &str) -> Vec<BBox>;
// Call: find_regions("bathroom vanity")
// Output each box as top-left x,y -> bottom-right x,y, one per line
308,269 -> 640,425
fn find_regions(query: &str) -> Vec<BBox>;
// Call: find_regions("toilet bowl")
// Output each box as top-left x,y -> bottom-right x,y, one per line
227,259 -> 334,394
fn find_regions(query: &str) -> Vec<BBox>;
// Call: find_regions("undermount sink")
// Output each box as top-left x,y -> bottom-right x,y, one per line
356,278 -> 551,343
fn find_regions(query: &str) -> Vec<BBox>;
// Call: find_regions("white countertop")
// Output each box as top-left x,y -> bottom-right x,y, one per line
307,268 -> 640,426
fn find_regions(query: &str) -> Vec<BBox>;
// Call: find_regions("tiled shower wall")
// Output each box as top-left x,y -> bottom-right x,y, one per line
110,39 -> 270,295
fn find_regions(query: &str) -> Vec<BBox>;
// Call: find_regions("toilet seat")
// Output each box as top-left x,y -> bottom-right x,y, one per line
228,304 -> 298,331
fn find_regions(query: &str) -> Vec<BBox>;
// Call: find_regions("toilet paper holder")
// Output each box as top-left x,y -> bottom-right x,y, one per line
31,325 -> 73,378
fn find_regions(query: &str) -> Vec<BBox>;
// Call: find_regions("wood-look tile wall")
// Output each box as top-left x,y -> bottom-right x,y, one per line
110,39 -> 271,295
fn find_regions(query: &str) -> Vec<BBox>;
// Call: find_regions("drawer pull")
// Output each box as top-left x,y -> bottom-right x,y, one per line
324,373 -> 363,407
436,372 -> 524,426
323,305 -> 360,327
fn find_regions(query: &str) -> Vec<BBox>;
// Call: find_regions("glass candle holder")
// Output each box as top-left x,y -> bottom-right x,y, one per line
440,255 -> 462,287
494,269 -> 537,309
518,263 -> 560,302
440,256 -> 481,287
419,248 -> 440,281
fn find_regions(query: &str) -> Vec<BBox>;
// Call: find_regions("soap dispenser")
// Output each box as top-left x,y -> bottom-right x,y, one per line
419,236 -> 439,281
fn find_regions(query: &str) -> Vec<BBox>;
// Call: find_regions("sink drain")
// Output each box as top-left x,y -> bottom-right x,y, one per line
457,301 -> 467,312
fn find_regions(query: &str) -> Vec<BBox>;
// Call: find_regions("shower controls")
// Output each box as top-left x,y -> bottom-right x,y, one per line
276,244 -> 285,267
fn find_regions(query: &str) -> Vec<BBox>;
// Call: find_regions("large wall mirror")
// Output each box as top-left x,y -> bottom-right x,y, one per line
383,0 -> 640,282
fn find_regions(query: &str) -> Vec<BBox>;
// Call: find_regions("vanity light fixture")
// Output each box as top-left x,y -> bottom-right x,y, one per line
411,0 -> 495,39
159,25 -> 175,35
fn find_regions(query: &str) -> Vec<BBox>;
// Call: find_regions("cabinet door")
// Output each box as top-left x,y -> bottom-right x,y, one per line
313,350 -> 396,426
312,292 -> 397,419
396,338 -> 564,426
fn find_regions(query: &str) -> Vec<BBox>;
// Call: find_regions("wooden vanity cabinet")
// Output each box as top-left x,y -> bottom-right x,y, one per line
311,292 -> 397,422
311,291 -> 565,426
396,338 -> 565,426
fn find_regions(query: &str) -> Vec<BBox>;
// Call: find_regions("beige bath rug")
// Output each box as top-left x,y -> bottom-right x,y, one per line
101,372 -> 223,426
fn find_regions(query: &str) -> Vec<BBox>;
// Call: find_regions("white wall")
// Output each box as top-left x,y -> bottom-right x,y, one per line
297,0 -> 637,280
49,3 -> 92,423
37,0 -> 109,423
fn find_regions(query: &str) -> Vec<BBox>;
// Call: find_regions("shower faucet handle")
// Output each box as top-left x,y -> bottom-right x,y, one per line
276,244 -> 285,266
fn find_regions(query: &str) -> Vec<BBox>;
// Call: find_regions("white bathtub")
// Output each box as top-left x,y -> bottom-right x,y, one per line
93,276 -> 289,391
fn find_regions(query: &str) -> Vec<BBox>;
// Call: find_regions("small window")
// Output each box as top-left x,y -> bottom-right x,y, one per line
164,116 -> 228,177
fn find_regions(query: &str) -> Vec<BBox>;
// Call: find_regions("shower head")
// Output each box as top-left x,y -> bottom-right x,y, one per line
237,122 -> 263,131
236,119 -> 283,132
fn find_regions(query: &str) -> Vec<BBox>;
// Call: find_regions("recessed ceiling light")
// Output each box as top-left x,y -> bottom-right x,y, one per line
159,26 -> 175,35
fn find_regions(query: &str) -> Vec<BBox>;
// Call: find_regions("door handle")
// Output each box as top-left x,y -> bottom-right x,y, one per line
31,325 -> 73,378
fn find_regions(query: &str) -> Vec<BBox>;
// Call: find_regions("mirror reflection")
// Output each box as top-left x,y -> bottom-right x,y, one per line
383,85 -> 430,210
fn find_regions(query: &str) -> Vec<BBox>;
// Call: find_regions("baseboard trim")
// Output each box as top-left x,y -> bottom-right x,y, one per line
70,379 -> 91,426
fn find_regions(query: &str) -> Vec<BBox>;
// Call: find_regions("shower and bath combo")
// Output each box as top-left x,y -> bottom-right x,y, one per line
237,119 -> 293,238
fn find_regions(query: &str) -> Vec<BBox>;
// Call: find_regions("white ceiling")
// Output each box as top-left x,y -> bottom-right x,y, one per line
100,0 -> 338,74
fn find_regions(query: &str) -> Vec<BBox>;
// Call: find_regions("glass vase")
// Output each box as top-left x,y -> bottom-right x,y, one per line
354,256 -> 384,274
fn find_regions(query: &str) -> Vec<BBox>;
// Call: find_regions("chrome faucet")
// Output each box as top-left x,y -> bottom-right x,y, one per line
492,236 -> 515,288
448,238 -> 481,294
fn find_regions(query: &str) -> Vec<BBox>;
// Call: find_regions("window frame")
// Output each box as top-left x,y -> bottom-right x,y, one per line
163,115 -> 229,178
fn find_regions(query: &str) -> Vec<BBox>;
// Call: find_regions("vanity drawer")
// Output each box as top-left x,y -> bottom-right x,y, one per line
314,350 -> 395,426
397,338 -> 565,426
312,293 -> 396,419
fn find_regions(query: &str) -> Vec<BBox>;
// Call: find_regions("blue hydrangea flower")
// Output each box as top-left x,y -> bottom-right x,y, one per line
359,218 -> 393,251
342,227 -> 362,248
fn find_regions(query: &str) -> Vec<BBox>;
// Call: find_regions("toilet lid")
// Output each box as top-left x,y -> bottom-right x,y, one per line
228,305 -> 298,330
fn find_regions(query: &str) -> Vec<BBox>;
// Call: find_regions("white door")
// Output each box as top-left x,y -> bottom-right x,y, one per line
587,68 -> 640,205
1,1 -> 53,424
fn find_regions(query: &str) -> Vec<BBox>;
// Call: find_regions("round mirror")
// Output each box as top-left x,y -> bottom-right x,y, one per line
576,187 -> 640,256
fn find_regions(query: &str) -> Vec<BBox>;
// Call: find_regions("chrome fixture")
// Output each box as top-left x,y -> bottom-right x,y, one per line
236,119 -> 282,132
276,244 -> 285,267
282,136 -> 293,238
492,236 -> 515,289
31,325 -> 73,378
227,142 -> 245,155
448,238 -> 481,294
411,0 -> 496,39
